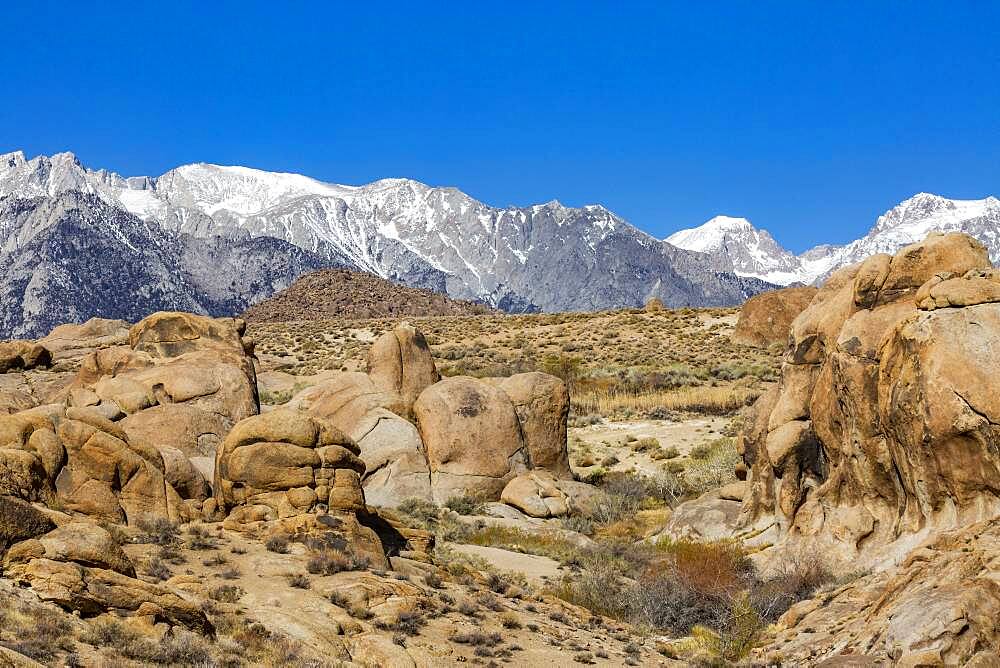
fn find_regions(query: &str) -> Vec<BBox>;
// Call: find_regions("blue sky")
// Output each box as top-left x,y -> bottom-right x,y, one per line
1,2 -> 997,252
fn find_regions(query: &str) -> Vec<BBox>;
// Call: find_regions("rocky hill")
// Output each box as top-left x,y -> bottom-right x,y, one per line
240,268 -> 493,323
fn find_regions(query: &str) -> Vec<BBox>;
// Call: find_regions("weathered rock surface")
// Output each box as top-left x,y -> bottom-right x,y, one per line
488,372 -> 571,478
0,496 -> 55,554
215,408 -> 365,517
739,233 -> 1000,569
4,557 -> 212,632
0,341 -> 50,373
732,285 -> 818,348
414,376 -> 528,503
288,372 -> 432,507
367,323 -> 440,418
754,519 -> 1000,665
499,471 -> 597,518
37,318 -> 129,367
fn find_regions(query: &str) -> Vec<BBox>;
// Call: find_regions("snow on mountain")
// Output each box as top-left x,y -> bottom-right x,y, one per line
666,193 -> 1000,286
665,215 -> 807,284
0,151 -> 769,319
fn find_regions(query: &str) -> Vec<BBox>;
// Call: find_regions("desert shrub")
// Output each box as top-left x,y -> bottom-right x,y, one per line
683,438 -> 740,495
288,573 -> 310,589
135,516 -> 178,545
444,494 -> 485,516
561,515 -> 595,535
265,534 -> 290,554
397,497 -> 440,527
144,557 -> 171,582
209,584 -> 244,603
1,602 -> 74,661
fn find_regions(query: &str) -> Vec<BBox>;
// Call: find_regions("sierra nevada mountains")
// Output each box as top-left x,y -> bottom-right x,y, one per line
1,149 -> 996,338
667,192 -> 1000,285
0,150 -> 769,336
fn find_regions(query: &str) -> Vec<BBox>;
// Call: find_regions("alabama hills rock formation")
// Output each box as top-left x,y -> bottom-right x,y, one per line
0,309 -> 585,657
659,231 -> 1000,663
731,285 -> 818,348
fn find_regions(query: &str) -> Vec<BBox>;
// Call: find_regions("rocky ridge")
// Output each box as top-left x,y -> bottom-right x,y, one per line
240,268 -> 494,323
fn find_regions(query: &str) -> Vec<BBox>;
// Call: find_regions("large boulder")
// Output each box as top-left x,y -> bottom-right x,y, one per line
214,408 -> 366,518
413,376 -> 528,503
4,557 -> 212,632
500,471 -> 597,518
367,323 -> 440,419
753,519 -> 1000,665
3,521 -> 135,576
0,341 -> 51,374
739,232 -> 1000,569
732,286 -> 818,348
53,312 -> 261,507
488,372 -> 571,478
38,318 -> 129,367
0,496 -> 55,555
54,407 -> 185,525
289,373 -> 433,507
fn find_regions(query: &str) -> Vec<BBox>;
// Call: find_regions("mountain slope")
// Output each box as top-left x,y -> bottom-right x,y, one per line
0,151 -> 772,312
665,216 -> 807,284
240,268 -> 493,323
0,192 -> 336,337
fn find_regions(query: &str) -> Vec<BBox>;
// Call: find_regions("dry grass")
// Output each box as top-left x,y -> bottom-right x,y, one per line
571,385 -> 762,416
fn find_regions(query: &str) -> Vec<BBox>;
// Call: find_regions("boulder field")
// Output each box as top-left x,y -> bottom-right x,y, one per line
0,310 -> 584,635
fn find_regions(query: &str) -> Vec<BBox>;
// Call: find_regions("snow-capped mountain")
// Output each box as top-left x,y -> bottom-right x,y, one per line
667,193 -> 1000,285
665,216 -> 806,285
0,150 -> 771,335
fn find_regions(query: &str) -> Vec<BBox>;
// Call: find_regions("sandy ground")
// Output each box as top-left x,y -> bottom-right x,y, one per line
569,416 -> 731,477
446,542 -> 564,585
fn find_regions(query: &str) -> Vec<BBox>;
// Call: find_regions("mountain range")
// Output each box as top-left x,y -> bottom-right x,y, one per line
666,193 -> 1000,285
0,150 -> 770,336
0,149 -> 997,338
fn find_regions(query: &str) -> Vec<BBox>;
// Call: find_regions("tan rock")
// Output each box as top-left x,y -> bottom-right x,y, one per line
0,496 -> 55,553
4,557 -> 212,632
4,521 -> 134,576
489,372 -> 571,478
733,286 -> 818,348
367,323 -> 440,418
0,341 -> 50,373
215,409 -> 366,520
500,471 -> 593,518
38,317 -> 129,365
288,372 -> 433,507
413,376 -> 528,503
740,232 -> 1000,572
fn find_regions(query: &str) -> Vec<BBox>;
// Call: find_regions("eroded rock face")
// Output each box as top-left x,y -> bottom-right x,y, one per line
288,372 -> 433,507
414,376 -> 528,503
739,233 -> 1000,567
732,286 -> 818,348
499,471 -> 597,518
214,409 -> 366,520
488,373 -> 571,479
367,323 -> 440,419
37,318 -> 129,367
0,341 -> 51,374
754,519 -> 1000,665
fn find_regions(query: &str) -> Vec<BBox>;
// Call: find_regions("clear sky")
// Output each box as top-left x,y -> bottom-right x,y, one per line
1,2 -> 997,252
